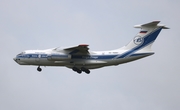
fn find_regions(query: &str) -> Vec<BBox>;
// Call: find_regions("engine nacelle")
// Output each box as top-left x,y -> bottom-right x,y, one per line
47,54 -> 71,61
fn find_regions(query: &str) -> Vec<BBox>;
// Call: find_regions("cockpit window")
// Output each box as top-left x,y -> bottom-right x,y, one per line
18,52 -> 25,55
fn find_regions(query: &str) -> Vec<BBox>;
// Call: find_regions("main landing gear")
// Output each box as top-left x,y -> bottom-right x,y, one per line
72,67 -> 90,74
36,66 -> 90,74
37,66 -> 42,72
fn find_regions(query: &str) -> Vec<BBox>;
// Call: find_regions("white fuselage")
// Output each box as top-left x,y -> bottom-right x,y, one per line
14,48 -> 153,69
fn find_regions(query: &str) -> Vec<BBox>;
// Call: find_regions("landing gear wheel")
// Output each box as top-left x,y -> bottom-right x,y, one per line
85,70 -> 90,74
37,66 -> 42,72
81,67 -> 90,74
72,67 -> 77,72
77,70 -> 82,74
72,67 -> 82,74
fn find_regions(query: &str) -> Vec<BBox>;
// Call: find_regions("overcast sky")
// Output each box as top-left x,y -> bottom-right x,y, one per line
0,0 -> 180,110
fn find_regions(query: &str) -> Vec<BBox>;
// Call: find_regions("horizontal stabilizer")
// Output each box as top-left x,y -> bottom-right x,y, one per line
134,21 -> 169,29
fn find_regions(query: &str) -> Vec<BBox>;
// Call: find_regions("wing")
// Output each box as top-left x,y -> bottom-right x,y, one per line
63,44 -> 89,55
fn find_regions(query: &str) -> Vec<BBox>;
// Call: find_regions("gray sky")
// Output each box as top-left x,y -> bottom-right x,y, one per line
0,0 -> 180,110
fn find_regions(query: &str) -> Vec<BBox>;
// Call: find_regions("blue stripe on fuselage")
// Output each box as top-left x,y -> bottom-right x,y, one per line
17,54 -> 47,58
17,54 -> 68,59
17,53 -> 152,60
71,55 -> 117,59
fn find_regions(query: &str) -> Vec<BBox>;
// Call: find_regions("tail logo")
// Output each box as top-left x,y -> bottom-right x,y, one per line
133,36 -> 144,45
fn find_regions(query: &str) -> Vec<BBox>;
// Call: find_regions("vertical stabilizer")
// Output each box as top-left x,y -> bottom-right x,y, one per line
125,21 -> 169,51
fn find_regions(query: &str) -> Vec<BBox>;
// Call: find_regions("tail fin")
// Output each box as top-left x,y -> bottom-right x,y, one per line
125,21 -> 169,51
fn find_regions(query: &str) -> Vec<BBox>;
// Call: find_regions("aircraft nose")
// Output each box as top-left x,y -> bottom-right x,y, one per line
13,57 -> 18,62
13,55 -> 19,62
13,57 -> 16,61
13,56 -> 20,64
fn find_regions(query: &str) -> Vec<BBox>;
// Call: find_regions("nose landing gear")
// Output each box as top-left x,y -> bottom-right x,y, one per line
37,66 -> 42,72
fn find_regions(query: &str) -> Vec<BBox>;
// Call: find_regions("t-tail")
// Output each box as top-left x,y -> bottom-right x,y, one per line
123,21 -> 169,57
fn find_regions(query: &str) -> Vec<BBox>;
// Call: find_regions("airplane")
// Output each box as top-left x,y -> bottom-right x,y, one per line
13,21 -> 169,74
